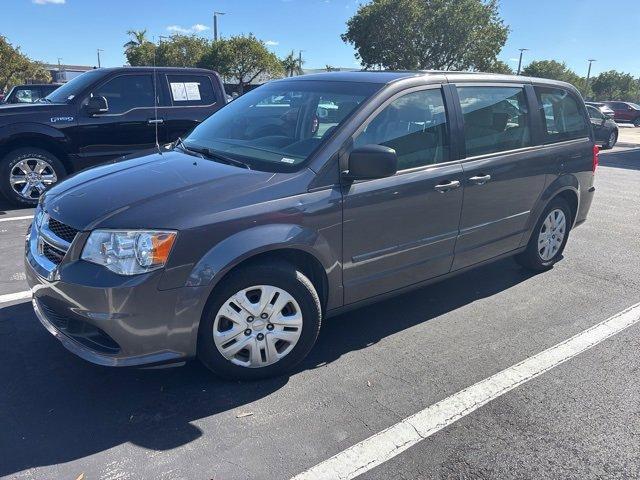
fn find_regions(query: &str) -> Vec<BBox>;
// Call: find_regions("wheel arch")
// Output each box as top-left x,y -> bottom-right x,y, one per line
0,132 -> 72,174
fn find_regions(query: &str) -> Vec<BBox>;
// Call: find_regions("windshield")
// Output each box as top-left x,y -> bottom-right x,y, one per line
183,80 -> 380,170
45,69 -> 103,103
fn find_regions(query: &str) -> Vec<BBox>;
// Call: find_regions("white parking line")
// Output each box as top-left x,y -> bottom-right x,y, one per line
0,215 -> 33,223
292,302 -> 640,480
0,290 -> 31,305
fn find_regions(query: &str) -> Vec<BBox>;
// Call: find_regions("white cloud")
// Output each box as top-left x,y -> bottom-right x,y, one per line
33,0 -> 65,4
265,40 -> 279,46
167,24 -> 210,35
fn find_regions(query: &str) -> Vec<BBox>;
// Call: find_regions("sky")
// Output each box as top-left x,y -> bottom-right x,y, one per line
3,0 -> 640,77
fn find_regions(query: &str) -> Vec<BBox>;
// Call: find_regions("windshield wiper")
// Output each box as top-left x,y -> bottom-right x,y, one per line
176,141 -> 251,170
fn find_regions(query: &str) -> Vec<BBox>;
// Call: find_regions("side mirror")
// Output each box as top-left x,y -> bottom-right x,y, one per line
86,95 -> 108,115
343,145 -> 398,180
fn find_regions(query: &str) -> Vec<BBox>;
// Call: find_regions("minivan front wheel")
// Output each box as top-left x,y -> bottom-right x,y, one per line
0,148 -> 66,206
516,197 -> 571,271
198,262 -> 322,380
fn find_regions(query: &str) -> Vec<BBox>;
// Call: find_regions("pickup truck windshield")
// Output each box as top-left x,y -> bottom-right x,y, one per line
184,80 -> 380,170
45,69 -> 104,103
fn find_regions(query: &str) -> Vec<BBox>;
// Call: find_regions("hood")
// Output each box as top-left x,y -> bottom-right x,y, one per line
42,149 -> 296,231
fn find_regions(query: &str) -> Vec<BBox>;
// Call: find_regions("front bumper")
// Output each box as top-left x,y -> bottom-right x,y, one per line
25,221 -> 209,367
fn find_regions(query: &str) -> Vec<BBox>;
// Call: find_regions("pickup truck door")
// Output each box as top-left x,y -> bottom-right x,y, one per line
73,73 -> 160,167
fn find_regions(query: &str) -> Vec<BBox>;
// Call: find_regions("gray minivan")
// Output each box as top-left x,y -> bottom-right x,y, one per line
25,71 -> 597,379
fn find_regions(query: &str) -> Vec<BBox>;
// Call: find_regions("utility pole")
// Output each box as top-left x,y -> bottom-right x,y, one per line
298,50 -> 304,75
213,11 -> 226,41
96,49 -> 103,68
585,59 -> 596,100
516,48 -> 528,75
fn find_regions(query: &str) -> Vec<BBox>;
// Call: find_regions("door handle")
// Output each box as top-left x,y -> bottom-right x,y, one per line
147,118 -> 164,125
468,174 -> 491,185
434,180 -> 461,193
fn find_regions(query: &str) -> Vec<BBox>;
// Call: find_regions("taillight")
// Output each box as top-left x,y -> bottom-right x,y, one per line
592,144 -> 599,173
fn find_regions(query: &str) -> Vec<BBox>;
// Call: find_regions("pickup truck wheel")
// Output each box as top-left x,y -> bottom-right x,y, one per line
0,148 -> 66,206
516,197 -> 571,271
197,262 -> 322,380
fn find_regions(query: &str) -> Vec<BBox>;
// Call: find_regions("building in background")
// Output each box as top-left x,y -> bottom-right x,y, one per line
44,63 -> 94,83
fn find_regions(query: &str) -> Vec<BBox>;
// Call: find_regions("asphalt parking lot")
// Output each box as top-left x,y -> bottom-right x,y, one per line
1,131 -> 639,479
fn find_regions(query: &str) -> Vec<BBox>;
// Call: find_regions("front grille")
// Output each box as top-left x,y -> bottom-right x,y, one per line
42,242 -> 66,265
38,298 -> 121,354
47,217 -> 79,243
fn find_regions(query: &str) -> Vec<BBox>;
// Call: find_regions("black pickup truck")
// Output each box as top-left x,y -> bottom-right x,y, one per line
0,67 -> 226,205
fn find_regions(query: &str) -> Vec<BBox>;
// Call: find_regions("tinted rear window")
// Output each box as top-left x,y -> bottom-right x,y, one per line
535,87 -> 589,143
166,74 -> 217,106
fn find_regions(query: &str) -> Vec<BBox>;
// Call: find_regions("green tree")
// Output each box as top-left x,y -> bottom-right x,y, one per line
281,51 -> 302,77
157,34 -> 209,67
125,41 -> 156,66
590,70 -> 640,101
341,0 -> 509,71
200,34 -> 283,94
0,36 -> 51,92
123,29 -> 149,52
485,59 -> 514,75
521,60 -> 582,86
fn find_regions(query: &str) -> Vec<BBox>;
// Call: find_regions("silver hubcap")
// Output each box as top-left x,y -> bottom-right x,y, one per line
538,209 -> 566,261
213,285 -> 303,368
609,132 -> 616,145
9,158 -> 57,200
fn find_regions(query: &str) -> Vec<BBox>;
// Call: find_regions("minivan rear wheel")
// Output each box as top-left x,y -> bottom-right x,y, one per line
0,148 -> 66,206
516,197 -> 571,271
197,262 -> 322,380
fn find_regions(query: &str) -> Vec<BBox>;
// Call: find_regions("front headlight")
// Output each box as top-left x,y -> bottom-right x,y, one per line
81,230 -> 177,275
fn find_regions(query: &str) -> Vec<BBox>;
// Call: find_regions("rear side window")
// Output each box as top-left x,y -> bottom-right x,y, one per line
457,86 -> 531,157
535,87 -> 589,142
167,74 -> 216,106
91,74 -> 155,114
353,88 -> 449,170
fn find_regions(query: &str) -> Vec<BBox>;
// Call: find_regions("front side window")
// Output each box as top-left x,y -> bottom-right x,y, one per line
587,105 -> 604,120
184,80 -> 379,170
457,86 -> 531,157
167,74 -> 216,106
535,87 -> 589,142
90,74 -> 155,114
353,89 -> 449,170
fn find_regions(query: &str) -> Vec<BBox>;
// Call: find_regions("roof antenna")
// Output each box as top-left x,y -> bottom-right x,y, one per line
152,35 -> 161,154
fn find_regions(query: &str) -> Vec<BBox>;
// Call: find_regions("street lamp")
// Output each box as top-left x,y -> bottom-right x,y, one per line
213,11 -> 226,41
585,59 -> 596,100
96,49 -> 104,68
516,48 -> 528,75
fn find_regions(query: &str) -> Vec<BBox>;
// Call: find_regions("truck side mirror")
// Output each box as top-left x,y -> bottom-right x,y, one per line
86,95 -> 109,115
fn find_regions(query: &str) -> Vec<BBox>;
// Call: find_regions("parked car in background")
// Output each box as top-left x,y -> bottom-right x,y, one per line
587,105 -> 618,149
1,84 -> 61,104
602,101 -> 640,126
25,71 -> 597,379
0,67 -> 226,206
585,101 -> 614,119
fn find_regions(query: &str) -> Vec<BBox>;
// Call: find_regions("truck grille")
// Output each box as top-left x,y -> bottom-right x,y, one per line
47,217 -> 79,243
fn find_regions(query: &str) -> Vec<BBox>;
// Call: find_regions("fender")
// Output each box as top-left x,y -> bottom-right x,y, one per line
519,173 -> 580,248
185,223 -> 342,308
0,122 -> 73,156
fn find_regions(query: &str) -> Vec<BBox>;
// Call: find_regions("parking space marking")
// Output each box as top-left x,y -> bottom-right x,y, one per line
0,215 -> 33,223
0,290 -> 31,304
292,302 -> 640,480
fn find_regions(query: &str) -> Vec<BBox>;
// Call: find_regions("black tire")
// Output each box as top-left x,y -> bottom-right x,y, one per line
634,117 -> 640,127
197,261 -> 322,380
516,197 -> 572,271
602,130 -> 617,149
0,148 -> 66,207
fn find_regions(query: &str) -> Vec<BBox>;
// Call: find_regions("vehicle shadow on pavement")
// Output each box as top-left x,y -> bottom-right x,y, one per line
0,258 -> 537,477
600,148 -> 640,171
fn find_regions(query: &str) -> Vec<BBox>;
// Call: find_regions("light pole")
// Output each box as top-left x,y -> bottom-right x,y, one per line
585,59 -> 596,100
96,49 -> 104,68
213,11 -> 226,41
298,50 -> 305,75
516,48 -> 528,75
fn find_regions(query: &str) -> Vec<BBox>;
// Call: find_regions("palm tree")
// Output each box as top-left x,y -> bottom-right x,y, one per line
281,51 -> 298,77
123,29 -> 148,52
